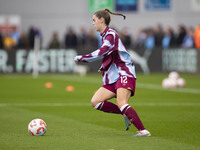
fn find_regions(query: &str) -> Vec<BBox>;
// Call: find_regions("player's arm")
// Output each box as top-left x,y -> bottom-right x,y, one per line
74,34 -> 114,63
74,49 -> 104,63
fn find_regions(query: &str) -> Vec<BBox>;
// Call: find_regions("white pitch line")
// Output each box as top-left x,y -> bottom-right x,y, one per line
137,83 -> 200,94
2,75 -> 200,94
51,76 -> 200,95
0,103 -> 90,107
0,103 -> 199,107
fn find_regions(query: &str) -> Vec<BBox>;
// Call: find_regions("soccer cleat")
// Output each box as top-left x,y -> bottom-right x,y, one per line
123,115 -> 131,131
134,129 -> 151,137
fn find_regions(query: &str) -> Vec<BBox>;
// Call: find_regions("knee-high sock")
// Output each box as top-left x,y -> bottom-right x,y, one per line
94,101 -> 122,114
120,104 -> 145,131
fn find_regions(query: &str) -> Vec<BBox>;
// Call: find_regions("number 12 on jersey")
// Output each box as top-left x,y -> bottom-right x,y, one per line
120,76 -> 127,84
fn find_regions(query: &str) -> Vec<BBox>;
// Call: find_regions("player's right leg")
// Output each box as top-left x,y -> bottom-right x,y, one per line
91,87 -> 122,114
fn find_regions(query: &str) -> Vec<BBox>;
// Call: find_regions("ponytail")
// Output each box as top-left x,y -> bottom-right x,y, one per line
105,8 -> 126,20
94,8 -> 126,26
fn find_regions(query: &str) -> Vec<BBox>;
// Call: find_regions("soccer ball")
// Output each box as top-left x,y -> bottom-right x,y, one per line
169,71 -> 179,80
162,78 -> 177,88
162,78 -> 170,88
177,78 -> 185,88
28,119 -> 47,136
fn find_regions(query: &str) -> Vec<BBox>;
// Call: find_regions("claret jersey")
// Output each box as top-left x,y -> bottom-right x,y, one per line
79,27 -> 136,85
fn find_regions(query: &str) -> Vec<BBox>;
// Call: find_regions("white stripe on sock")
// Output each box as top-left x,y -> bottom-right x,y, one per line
94,102 -> 104,110
120,104 -> 129,112
99,102 -> 104,110
94,102 -> 102,109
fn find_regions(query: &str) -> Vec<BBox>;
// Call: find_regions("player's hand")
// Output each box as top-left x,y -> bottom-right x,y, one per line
74,55 -> 82,63
98,69 -> 103,74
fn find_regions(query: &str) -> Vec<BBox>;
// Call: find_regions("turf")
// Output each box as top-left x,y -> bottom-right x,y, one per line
0,73 -> 200,150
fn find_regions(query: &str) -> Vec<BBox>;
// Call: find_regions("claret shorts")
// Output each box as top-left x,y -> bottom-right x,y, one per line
102,75 -> 136,96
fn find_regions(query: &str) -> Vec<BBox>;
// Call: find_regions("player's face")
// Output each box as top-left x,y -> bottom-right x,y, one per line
93,15 -> 104,33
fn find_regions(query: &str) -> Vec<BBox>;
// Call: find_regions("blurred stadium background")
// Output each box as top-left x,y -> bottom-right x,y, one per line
0,0 -> 200,74
0,0 -> 200,150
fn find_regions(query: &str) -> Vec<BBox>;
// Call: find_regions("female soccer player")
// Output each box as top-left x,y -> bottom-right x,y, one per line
74,8 -> 151,137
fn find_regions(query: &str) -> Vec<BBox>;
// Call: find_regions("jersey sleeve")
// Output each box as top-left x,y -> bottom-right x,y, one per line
79,34 -> 115,62
99,34 -> 115,53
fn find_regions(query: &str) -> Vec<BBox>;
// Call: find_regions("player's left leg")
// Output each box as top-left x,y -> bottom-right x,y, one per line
117,88 -> 145,130
117,88 -> 151,136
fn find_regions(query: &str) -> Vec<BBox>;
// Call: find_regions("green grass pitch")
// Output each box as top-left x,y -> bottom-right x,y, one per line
0,73 -> 200,150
